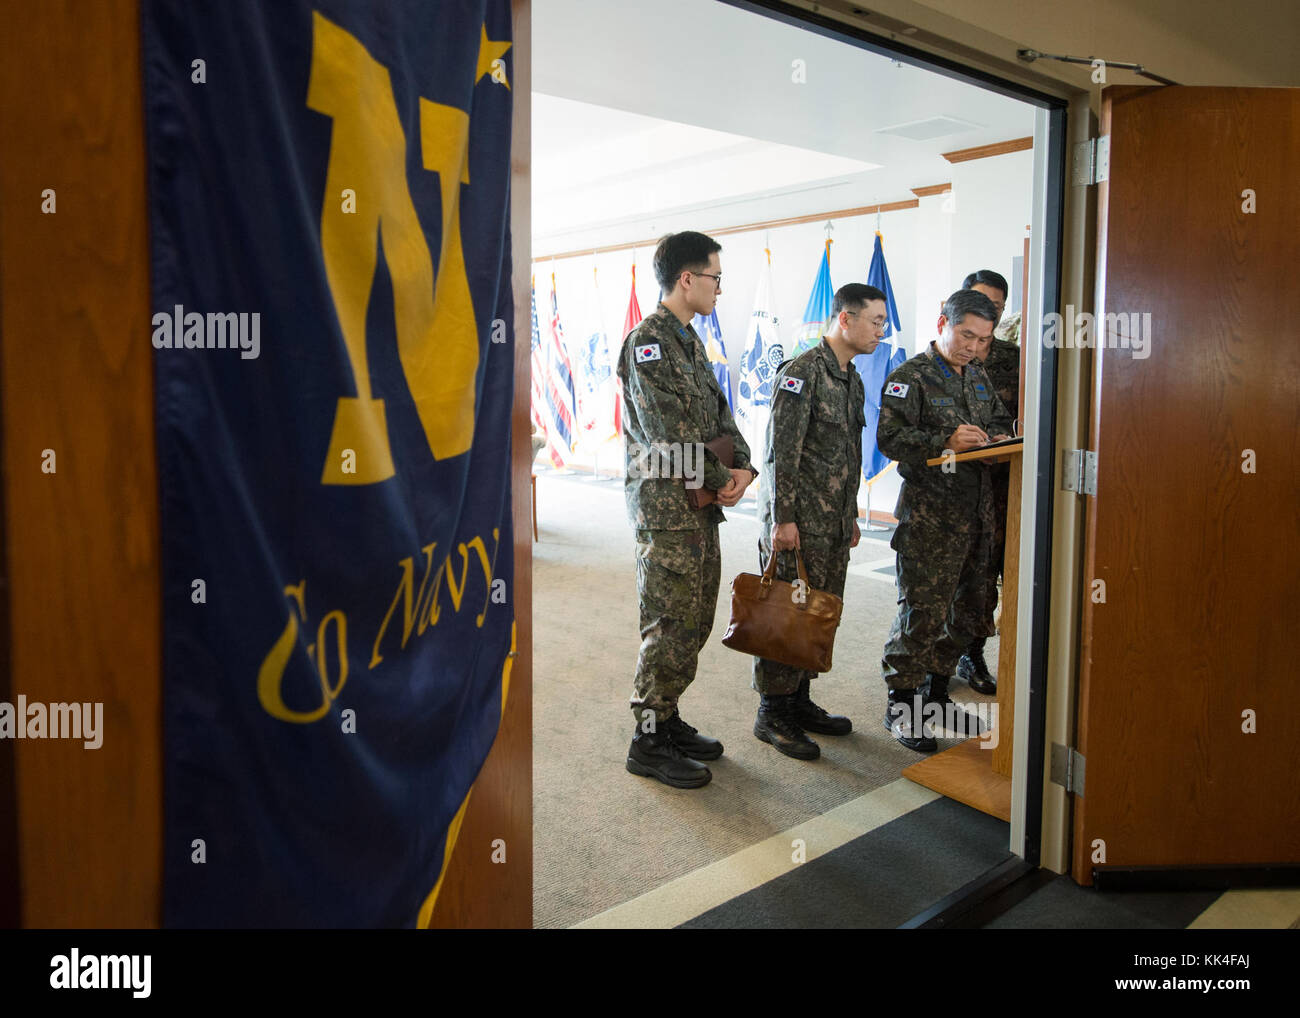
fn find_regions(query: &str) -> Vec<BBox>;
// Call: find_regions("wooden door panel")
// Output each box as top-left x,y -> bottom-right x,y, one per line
1073,86 -> 1300,880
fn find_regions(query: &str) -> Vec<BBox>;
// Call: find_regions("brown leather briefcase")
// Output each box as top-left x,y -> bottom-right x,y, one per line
686,435 -> 734,510
721,547 -> 843,672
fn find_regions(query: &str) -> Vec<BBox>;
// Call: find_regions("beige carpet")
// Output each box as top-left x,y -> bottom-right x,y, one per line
531,468 -> 998,929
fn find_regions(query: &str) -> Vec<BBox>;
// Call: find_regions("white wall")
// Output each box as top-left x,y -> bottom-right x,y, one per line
536,205 -> 919,392
948,148 -> 1033,308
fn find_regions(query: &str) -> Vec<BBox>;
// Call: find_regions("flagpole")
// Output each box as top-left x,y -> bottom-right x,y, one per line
590,257 -> 599,482
863,463 -> 897,531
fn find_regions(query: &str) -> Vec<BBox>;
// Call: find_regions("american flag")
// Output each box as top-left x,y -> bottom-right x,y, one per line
544,273 -> 577,466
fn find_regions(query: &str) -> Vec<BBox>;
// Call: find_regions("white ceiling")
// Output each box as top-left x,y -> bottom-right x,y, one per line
533,95 -> 882,239
533,0 -> 1036,252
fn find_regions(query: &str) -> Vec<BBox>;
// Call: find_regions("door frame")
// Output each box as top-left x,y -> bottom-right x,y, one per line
717,0 -> 1089,887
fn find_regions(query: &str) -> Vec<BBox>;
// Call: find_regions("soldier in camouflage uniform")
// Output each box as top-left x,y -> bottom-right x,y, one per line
618,231 -> 756,790
751,284 -> 887,759
877,289 -> 1013,752
957,270 -> 1021,694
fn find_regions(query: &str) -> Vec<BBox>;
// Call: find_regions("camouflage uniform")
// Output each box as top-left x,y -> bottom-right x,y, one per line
982,337 -> 1020,416
993,310 -> 1021,345
975,337 -> 1021,633
877,342 -> 1013,690
617,303 -> 754,723
754,339 -> 864,694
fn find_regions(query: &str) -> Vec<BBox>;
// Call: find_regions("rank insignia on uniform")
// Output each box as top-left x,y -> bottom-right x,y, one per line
886,382 -> 909,398
780,377 -> 804,394
634,344 -> 662,363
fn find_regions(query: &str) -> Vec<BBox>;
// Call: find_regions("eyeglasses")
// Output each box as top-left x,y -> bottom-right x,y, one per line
691,272 -> 722,287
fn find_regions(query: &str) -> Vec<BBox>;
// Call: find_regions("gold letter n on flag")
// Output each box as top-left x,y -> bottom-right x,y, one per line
308,11 -> 479,484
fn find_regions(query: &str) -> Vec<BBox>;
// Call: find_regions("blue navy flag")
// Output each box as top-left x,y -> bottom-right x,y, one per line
143,0 -> 515,927
867,231 -> 903,338
855,232 -> 907,481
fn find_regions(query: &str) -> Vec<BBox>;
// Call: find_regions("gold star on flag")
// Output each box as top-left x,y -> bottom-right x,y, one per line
475,25 -> 511,89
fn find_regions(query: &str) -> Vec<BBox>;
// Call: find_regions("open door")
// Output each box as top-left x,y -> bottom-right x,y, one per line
1073,85 -> 1300,883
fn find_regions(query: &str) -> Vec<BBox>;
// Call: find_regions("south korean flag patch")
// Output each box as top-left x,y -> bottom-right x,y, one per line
634,343 -> 662,363
779,377 -> 804,395
885,381 -> 910,398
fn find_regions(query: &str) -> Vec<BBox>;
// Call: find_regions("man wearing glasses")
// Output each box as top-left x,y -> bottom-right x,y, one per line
619,231 -> 756,789
957,269 -> 1020,695
876,289 -> 1013,752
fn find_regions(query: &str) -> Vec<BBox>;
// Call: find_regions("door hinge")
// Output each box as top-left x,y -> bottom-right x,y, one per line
1061,449 -> 1098,495
1072,135 -> 1110,185
1051,743 -> 1086,795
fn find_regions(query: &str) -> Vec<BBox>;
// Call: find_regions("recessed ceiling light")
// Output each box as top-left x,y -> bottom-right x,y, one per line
876,115 -> 984,141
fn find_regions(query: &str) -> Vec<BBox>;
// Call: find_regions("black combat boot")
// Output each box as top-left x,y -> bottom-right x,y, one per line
626,722 -> 712,789
662,710 -> 724,760
753,694 -> 820,760
790,677 -> 852,735
957,638 -> 997,695
883,688 -> 937,753
924,672 -> 986,737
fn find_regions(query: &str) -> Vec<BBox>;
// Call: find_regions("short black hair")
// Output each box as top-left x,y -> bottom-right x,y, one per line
942,288 -> 998,328
653,231 -> 722,293
962,269 -> 1009,299
832,283 -> 887,317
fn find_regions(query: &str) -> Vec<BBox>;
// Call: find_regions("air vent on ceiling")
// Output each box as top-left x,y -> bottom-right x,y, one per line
875,116 -> 983,141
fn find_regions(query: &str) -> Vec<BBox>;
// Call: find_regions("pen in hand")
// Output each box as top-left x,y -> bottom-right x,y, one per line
955,416 -> 990,446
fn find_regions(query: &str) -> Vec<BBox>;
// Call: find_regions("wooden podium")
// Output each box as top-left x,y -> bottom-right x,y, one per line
899,442 -> 1023,821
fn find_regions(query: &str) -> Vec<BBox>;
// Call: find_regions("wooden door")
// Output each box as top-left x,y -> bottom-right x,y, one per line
1073,86 -> 1300,882
1,0 -> 532,929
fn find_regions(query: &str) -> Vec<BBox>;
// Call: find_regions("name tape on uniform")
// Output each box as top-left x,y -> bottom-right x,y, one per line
634,344 -> 662,363
779,377 -> 804,395
885,381 -> 909,398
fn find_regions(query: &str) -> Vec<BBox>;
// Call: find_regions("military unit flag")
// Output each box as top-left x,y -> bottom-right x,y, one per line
736,249 -> 783,462
575,267 -> 617,442
530,278 -> 546,432
692,309 -> 733,407
793,238 -> 834,355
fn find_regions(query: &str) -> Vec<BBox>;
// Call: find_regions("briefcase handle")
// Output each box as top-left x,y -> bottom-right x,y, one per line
759,544 -> 811,600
